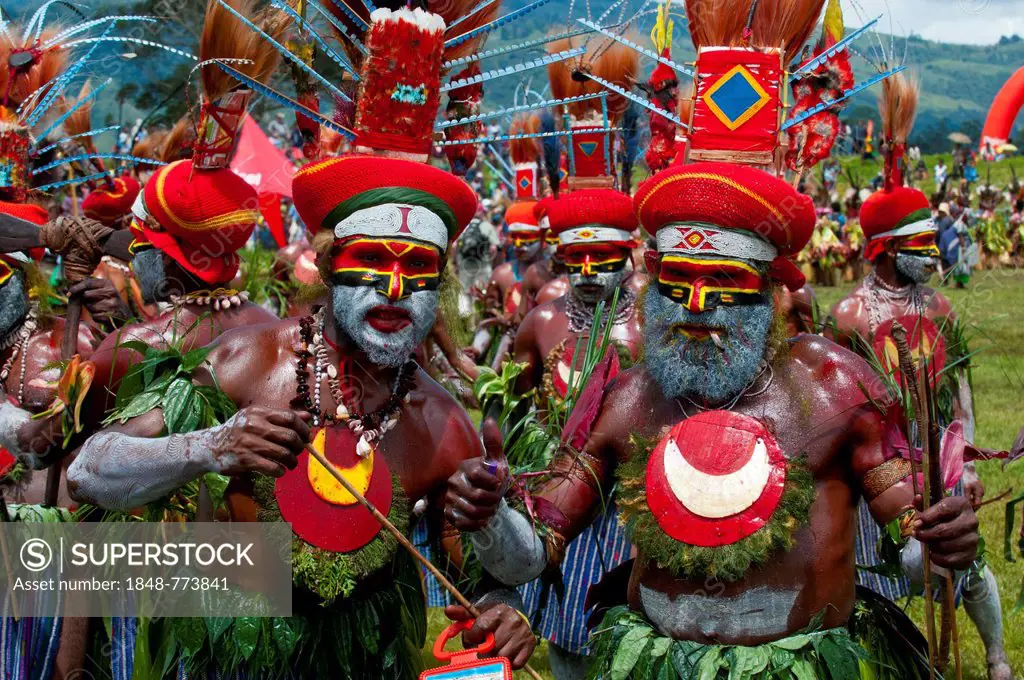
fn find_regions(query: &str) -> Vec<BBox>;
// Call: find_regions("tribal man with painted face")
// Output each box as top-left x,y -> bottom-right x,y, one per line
831,73 -> 1011,680
484,200 -> 546,321
513,189 -> 642,404
447,162 -> 980,679
506,188 -> 640,678
66,6 -> 536,678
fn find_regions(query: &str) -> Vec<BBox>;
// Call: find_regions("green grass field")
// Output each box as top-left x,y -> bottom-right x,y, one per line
422,271 -> 1024,679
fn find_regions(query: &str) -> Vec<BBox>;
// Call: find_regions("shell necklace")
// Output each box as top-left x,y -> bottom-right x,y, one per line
295,307 -> 416,457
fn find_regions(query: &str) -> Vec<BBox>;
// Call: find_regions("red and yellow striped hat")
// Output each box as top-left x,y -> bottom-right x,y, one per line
82,175 -> 141,227
635,162 -> 815,291
138,160 -> 259,284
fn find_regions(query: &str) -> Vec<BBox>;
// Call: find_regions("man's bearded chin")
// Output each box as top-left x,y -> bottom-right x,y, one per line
331,285 -> 437,368
642,286 -> 773,404
133,249 -> 167,304
0,275 -> 29,341
895,253 -> 936,285
569,270 -> 625,305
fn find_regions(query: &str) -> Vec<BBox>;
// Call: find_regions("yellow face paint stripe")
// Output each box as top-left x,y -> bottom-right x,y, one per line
660,255 -> 762,276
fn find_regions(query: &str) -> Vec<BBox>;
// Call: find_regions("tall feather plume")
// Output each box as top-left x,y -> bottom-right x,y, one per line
132,129 -> 167,162
61,81 -> 94,142
0,29 -> 69,119
547,37 -> 639,121
159,116 -> 197,163
200,0 -> 290,103
540,109 -> 561,198
508,113 -> 541,165
879,71 -> 918,147
686,0 -> 825,62
879,71 -> 919,189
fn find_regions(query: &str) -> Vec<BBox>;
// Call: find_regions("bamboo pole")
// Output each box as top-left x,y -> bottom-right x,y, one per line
304,443 -> 545,680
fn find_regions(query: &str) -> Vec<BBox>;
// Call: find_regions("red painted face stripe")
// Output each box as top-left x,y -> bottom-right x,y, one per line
331,237 -> 440,300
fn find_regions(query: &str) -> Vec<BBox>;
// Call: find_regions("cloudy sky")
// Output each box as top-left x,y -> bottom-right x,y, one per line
851,0 -> 1022,45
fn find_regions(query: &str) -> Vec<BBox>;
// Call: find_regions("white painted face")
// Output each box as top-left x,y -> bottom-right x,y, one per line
331,284 -> 437,368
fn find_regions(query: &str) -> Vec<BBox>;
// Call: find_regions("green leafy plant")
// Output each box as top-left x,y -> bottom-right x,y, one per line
239,246 -> 294,317
97,313 -> 236,521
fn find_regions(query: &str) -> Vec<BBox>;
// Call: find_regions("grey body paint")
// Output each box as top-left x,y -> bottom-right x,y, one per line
470,499 -> 547,586
639,584 -> 799,640
0,400 -> 39,469
67,412 -> 245,511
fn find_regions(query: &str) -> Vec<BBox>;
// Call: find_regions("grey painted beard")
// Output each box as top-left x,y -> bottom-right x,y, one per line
514,243 -> 541,262
331,285 -> 437,368
569,270 -> 625,305
0,275 -> 28,342
642,286 -> 773,404
133,249 -> 167,304
895,253 -> 936,285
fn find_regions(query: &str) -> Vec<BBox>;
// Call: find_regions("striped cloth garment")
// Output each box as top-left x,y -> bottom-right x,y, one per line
1,591 -> 63,680
520,502 -> 631,654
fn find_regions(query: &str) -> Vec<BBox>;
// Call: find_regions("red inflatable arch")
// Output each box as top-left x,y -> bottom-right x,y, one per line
980,66 -> 1024,159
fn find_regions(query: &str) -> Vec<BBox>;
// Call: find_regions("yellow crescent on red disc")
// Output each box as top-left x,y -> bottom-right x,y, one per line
275,425 -> 392,553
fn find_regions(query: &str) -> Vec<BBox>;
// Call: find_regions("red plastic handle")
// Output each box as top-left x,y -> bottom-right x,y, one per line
432,619 -> 496,662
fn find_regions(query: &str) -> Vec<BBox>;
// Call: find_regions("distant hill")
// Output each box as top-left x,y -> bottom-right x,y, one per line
12,0 -> 1024,152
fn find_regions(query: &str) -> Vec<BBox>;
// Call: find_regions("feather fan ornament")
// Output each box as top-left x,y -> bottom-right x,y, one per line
200,0 -> 289,104
509,113 -> 542,166
547,38 -> 638,122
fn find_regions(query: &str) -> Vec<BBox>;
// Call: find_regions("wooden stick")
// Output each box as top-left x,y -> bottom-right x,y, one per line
945,572 -> 963,680
304,443 -> 545,680
45,296 -> 81,508
890,321 -> 938,680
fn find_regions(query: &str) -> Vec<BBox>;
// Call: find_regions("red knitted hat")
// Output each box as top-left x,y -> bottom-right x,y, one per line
534,195 -> 556,222
82,175 -> 141,226
634,162 -> 814,290
292,155 -> 477,250
547,189 -> 636,247
860,186 -> 931,241
0,200 -> 48,225
141,160 -> 259,285
0,201 -> 46,264
860,186 -> 933,262
505,201 -> 540,230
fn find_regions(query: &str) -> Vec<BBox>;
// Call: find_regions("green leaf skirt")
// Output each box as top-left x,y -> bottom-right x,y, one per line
586,602 -> 934,680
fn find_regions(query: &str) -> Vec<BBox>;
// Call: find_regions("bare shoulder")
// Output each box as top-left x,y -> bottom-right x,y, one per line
829,283 -> 868,324
207,318 -> 300,368
520,298 -> 560,332
590,363 -> 664,459
786,334 -> 883,405
921,286 -> 954,318
412,367 -> 481,463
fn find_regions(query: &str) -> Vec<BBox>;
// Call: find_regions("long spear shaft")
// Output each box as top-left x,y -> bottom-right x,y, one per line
891,321 -> 938,680
303,443 -> 545,680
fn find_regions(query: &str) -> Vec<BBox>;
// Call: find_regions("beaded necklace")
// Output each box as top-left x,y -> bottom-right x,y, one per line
170,288 -> 249,312
294,307 -> 417,457
0,306 -> 38,405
